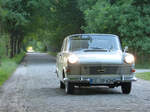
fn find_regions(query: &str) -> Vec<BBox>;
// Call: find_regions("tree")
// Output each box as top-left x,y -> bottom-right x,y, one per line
44,0 -> 84,51
0,0 -> 51,57
78,0 -> 150,62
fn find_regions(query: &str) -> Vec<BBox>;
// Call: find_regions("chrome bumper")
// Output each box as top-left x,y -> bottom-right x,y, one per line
64,75 -> 137,85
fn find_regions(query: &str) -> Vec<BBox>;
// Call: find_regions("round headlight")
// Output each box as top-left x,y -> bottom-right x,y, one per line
125,54 -> 135,64
68,54 -> 78,64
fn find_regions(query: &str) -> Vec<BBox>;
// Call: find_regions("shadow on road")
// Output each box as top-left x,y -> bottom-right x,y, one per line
72,87 -> 121,95
24,53 -> 56,65
29,87 -> 121,98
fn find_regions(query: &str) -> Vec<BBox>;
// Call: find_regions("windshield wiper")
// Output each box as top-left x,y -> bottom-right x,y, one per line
90,47 -> 106,49
84,48 -> 108,52
90,47 -> 108,51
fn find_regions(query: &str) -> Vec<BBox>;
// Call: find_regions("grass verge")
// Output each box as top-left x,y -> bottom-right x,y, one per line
48,52 -> 57,57
0,52 -> 25,86
136,72 -> 150,81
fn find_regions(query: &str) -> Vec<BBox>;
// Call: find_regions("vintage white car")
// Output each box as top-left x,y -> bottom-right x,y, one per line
56,34 -> 136,94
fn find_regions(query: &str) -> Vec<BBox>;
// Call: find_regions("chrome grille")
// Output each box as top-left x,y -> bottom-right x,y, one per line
82,65 -> 132,75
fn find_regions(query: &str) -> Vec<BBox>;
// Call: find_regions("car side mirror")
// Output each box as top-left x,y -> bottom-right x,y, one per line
124,46 -> 128,53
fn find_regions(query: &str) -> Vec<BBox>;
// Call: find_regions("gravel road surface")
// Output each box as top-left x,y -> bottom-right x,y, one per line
0,53 -> 150,112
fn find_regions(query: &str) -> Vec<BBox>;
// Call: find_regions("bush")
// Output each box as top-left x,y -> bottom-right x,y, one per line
12,52 -> 25,64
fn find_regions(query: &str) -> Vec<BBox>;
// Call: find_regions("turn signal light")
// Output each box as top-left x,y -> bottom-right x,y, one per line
131,69 -> 136,73
66,68 -> 70,73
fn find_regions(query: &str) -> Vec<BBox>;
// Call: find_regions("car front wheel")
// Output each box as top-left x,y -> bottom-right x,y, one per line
65,82 -> 74,94
121,82 -> 132,94
60,81 -> 65,89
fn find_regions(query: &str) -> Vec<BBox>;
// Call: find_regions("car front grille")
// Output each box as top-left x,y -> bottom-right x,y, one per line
82,65 -> 132,75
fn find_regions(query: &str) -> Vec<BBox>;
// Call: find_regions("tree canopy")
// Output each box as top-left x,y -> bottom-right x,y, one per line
0,0 -> 150,63
78,0 -> 150,62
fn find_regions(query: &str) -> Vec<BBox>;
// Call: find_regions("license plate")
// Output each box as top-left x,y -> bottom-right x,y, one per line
89,78 -> 113,84
89,78 -> 93,83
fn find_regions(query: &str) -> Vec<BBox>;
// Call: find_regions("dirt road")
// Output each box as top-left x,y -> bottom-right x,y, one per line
0,53 -> 150,112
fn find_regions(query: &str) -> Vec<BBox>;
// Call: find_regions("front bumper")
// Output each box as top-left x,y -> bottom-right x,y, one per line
64,74 -> 137,85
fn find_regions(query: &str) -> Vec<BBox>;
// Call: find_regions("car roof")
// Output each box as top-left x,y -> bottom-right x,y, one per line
66,34 -> 119,39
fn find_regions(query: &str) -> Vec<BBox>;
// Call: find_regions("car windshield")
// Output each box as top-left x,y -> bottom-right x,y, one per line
69,35 -> 121,51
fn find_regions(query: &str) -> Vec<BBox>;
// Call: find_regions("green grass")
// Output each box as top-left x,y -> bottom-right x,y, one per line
48,52 -> 57,57
136,72 -> 150,81
0,52 -> 25,86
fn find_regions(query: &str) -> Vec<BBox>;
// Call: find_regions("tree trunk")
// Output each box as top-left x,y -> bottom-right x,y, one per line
10,36 -> 14,58
13,38 -> 16,56
6,44 -> 9,57
17,39 -> 21,54
140,53 -> 144,64
16,39 -> 19,54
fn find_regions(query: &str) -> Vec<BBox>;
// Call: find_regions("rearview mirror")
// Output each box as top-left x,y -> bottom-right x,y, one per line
124,46 -> 128,53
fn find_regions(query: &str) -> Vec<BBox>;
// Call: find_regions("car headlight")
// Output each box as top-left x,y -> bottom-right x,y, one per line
125,54 -> 135,64
68,54 -> 78,64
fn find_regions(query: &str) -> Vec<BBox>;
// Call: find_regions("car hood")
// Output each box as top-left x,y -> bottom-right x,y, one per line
73,50 -> 123,64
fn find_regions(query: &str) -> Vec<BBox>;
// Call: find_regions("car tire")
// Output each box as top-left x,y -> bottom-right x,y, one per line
65,82 -> 74,94
121,82 -> 132,94
60,81 -> 65,89
109,85 -> 115,88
